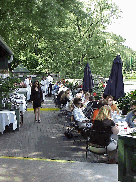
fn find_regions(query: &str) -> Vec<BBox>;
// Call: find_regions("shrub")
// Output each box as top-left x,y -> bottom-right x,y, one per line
117,90 -> 136,115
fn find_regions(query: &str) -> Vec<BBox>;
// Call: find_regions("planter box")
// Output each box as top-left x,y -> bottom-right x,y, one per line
118,135 -> 136,182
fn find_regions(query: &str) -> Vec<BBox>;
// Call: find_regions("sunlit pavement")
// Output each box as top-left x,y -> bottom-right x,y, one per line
0,157 -> 118,182
0,96 -> 118,182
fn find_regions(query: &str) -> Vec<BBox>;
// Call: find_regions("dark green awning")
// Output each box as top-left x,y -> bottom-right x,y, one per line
0,36 -> 13,55
12,64 -> 30,73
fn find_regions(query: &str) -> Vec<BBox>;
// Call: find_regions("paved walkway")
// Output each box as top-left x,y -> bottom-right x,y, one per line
0,96 -> 118,181
0,157 -> 118,182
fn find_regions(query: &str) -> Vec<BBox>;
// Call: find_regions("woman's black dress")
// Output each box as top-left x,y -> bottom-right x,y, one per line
31,87 -> 43,108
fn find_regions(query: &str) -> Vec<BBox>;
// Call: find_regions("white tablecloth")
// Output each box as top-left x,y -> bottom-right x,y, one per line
112,113 -> 135,135
0,110 -> 17,134
15,98 -> 26,113
12,93 -> 27,113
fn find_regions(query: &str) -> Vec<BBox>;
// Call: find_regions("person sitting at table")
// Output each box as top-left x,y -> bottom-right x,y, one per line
92,99 -> 107,123
58,82 -> 67,94
126,100 -> 136,128
82,95 -> 98,119
106,95 -> 119,114
31,81 -> 43,123
54,81 -> 60,94
89,95 -> 99,110
55,90 -> 64,107
73,97 -> 92,129
60,89 -> 71,107
83,92 -> 90,108
76,89 -> 85,102
89,105 -> 119,163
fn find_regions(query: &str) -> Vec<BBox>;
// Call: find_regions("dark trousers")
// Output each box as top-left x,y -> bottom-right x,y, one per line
48,83 -> 52,96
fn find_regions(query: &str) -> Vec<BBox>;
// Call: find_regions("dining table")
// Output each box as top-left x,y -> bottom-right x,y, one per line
14,93 -> 27,114
111,111 -> 136,140
0,110 -> 17,134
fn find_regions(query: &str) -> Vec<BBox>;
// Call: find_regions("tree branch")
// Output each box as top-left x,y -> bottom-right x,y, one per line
89,54 -> 103,60
81,53 -> 86,62
83,22 -> 93,36
76,17 -> 81,37
83,20 -> 99,37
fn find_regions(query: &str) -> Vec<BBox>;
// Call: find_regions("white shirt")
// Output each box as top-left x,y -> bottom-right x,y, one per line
46,75 -> 53,85
24,78 -> 29,86
41,80 -> 45,86
58,86 -> 68,94
41,79 -> 47,91
73,106 -> 88,122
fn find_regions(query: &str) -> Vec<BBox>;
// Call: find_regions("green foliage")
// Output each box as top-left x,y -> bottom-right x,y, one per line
64,80 -> 82,90
123,71 -> 136,80
91,77 -> 105,100
117,90 -> 136,115
0,0 -> 136,78
0,75 -> 20,97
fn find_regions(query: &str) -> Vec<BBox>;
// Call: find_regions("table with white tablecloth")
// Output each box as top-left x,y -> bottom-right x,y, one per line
12,92 -> 27,113
0,110 -> 17,134
111,111 -> 136,137
16,88 -> 28,108
15,97 -> 26,114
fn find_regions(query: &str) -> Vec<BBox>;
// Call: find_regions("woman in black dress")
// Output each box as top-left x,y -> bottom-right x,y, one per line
31,81 -> 43,123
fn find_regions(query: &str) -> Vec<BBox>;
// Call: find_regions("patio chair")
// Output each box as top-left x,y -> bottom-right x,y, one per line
86,129 -> 110,162
64,115 -> 91,140
64,115 -> 79,139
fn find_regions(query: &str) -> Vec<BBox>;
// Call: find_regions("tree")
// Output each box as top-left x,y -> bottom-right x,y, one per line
0,0 -> 136,78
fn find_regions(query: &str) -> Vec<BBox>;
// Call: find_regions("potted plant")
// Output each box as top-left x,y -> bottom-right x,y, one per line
117,90 -> 136,115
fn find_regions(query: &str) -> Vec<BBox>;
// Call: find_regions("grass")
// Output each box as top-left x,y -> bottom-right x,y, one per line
124,79 -> 136,82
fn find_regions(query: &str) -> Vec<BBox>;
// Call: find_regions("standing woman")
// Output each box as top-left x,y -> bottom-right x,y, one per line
31,81 -> 43,123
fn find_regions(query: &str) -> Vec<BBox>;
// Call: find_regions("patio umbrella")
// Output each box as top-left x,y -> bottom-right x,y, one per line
103,55 -> 124,100
82,63 -> 94,92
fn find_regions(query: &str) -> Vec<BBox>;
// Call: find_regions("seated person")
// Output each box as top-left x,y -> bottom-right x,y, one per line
76,89 -> 85,102
56,90 -> 64,106
106,95 -> 119,114
83,95 -> 100,119
58,83 -> 67,94
89,105 -> 119,163
54,81 -> 59,94
73,97 -> 92,128
126,100 -> 136,128
89,95 -> 99,110
64,89 -> 74,111
82,95 -> 95,119
83,92 -> 90,108
92,99 -> 107,123
60,89 -> 70,106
